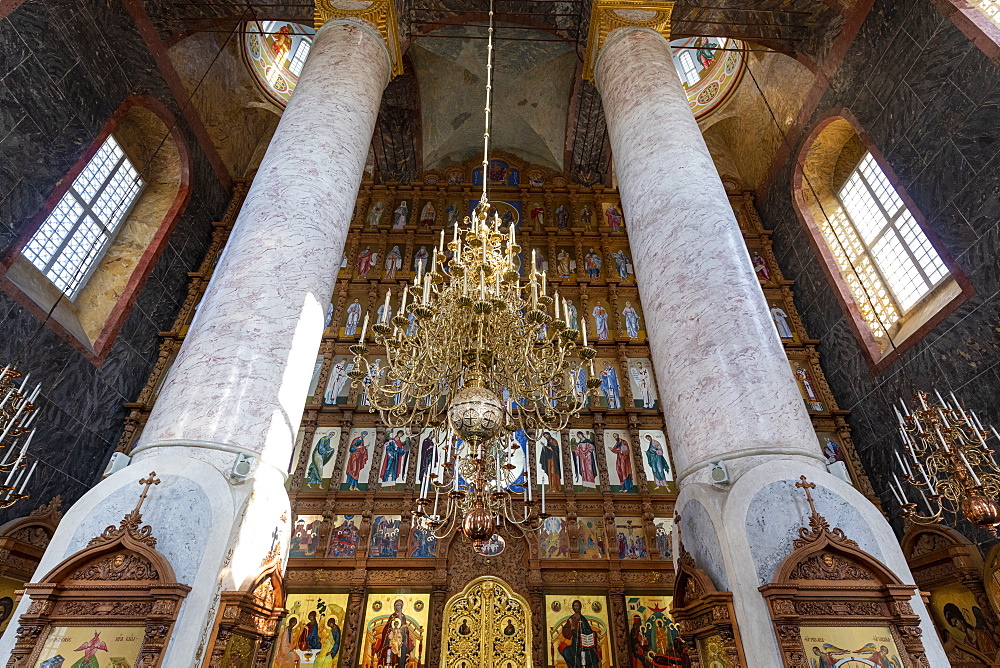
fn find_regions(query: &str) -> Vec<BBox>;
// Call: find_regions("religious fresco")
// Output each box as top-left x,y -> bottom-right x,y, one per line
324,356 -> 355,406
614,518 -> 648,560
603,431 -> 638,493
35,626 -> 145,667
242,21 -> 315,107
535,430 -> 563,492
668,37 -> 746,118
308,354 -> 325,397
790,360 -> 825,412
406,523 -> 439,558
652,518 -> 673,559
602,203 -> 625,233
539,516 -> 571,558
290,514 -> 325,558
577,517 -> 608,559
928,583 -> 1000,659
368,515 -> 402,557
341,429 -> 374,491
340,297 -> 368,339
358,594 -> 430,668
545,595 -> 613,667
0,576 -> 16,634
326,515 -> 363,558
472,160 -> 520,187
619,301 -> 644,342
554,246 -> 577,279
415,428 -> 445,486
594,359 -> 624,410
626,359 -> 659,410
625,595 -> 685,666
377,429 -> 413,489
569,430 -> 600,491
799,626 -> 904,667
302,427 -> 341,490
270,593 -> 349,667
638,430 -> 673,493
768,297 -> 796,342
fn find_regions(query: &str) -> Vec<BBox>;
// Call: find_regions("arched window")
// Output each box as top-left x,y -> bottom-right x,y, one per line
2,96 -> 191,364
22,135 -> 145,298
794,114 -> 972,369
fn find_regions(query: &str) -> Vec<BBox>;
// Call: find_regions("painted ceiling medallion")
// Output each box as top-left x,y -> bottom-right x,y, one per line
242,20 -> 315,107
670,36 -> 746,118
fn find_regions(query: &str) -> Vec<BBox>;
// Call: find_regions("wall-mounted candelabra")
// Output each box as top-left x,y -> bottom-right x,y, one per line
891,390 -> 1000,535
0,365 -> 40,509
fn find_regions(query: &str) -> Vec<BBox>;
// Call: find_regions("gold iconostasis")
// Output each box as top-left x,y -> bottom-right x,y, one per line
88,154 -> 878,667
266,153 -> 875,667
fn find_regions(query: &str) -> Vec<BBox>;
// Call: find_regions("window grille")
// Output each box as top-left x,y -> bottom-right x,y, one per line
679,51 -> 700,86
289,39 -> 311,76
821,152 -> 948,336
22,135 -> 144,299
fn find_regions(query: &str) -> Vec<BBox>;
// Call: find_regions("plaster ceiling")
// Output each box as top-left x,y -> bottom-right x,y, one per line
410,25 -> 576,173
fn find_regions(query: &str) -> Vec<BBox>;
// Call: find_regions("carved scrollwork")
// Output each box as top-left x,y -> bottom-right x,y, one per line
788,552 -> 873,581
70,552 -> 160,582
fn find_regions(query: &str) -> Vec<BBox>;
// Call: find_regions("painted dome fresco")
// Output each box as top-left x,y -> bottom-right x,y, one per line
243,21 -> 315,106
670,37 -> 745,118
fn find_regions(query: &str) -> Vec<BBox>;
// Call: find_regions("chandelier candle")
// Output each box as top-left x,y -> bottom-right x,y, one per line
892,390 -> 1000,534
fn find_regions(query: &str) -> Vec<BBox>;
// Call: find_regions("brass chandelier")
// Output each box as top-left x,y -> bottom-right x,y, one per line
0,365 -> 40,509
891,390 -> 1000,534
350,0 -> 597,549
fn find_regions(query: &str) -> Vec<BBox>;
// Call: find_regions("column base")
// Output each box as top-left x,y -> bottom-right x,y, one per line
675,459 -> 948,665
0,448 -> 290,666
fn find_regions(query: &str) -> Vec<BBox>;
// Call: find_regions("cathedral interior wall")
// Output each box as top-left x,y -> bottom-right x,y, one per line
0,0 -> 229,524
759,0 -> 1000,550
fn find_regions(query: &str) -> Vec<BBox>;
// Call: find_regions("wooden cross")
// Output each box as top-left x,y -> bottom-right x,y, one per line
134,471 -> 161,515
795,475 -> 818,515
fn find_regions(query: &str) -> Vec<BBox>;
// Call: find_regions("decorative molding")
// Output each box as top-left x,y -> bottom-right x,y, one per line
313,0 -> 403,78
582,0 -> 674,80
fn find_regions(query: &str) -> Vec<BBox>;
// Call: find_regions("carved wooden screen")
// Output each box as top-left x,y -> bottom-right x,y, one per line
6,476 -> 190,667
203,561 -> 286,668
440,576 -> 532,668
902,526 -> 1000,667
759,480 -> 928,667
671,545 -> 745,667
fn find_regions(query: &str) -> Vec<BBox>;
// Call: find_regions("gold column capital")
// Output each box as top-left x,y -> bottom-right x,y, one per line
582,0 -> 674,81
314,0 -> 404,78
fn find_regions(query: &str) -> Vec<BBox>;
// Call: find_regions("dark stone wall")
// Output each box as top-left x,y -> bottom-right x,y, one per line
759,0 -> 1000,548
0,0 -> 227,521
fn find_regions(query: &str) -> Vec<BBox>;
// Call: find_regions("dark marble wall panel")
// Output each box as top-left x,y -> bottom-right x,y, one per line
0,0 -> 228,523
759,0 -> 1000,550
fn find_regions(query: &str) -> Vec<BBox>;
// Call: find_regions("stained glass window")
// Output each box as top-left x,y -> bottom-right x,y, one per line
821,152 -> 948,337
22,135 -> 144,299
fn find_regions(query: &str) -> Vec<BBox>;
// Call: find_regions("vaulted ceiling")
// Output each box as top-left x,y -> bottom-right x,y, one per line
156,0 -> 848,186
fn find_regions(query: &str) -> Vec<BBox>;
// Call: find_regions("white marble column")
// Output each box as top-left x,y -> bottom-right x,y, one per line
0,18 -> 393,665
593,26 -> 948,665
594,28 -> 823,483
137,18 -> 391,471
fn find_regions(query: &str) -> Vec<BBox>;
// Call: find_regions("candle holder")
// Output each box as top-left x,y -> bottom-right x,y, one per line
891,390 -> 1000,535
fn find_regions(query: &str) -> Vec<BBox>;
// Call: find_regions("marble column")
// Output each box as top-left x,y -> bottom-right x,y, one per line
0,16 -> 395,665
590,21 -> 947,665
595,28 -> 820,483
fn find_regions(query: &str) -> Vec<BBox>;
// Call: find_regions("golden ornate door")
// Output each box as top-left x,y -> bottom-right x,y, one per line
441,575 -> 532,668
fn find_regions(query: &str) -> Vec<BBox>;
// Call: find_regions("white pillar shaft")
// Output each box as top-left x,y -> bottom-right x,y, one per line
595,28 -> 821,480
137,21 -> 390,470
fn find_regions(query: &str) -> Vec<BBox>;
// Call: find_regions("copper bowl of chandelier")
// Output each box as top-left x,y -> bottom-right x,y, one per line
462,506 -> 496,541
448,386 -> 505,443
962,493 -> 1000,534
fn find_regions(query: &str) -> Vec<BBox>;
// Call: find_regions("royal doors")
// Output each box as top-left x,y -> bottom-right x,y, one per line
441,576 -> 532,668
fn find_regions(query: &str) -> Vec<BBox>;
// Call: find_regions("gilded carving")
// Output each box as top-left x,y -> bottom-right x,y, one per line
441,576 -> 531,667
70,552 -> 160,582
582,0 -> 675,80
